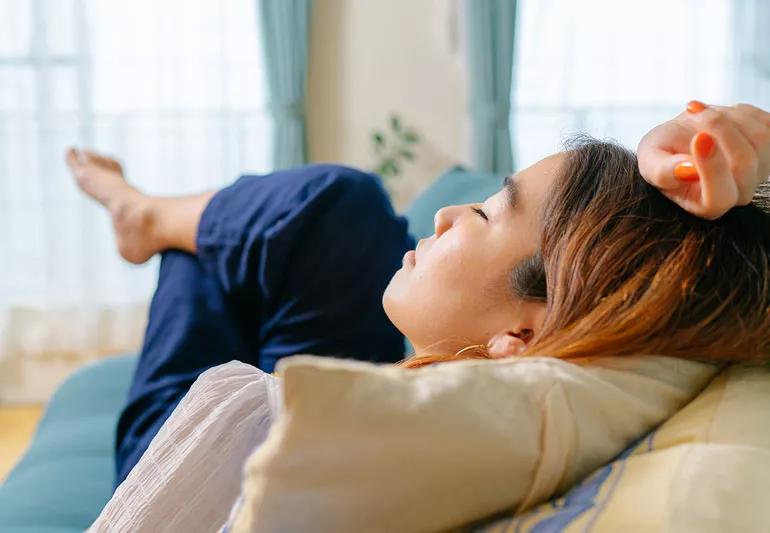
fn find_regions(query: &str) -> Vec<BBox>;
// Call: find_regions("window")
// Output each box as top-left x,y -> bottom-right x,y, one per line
512,0 -> 732,169
0,0 -> 270,380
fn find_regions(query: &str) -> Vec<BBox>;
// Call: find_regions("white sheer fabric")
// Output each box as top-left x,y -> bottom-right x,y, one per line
0,0 -> 270,400
512,0 -> 741,170
88,361 -> 281,533
730,0 -> 770,105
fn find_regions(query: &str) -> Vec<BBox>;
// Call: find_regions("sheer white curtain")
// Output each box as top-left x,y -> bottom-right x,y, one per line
730,1 -> 770,105
0,0 -> 270,402
511,0 -> 743,170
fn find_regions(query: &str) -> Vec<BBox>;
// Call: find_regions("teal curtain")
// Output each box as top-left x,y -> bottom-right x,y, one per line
465,0 -> 517,174
257,0 -> 312,168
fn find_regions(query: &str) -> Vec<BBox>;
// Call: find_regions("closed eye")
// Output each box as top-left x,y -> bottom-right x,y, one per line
471,206 -> 488,221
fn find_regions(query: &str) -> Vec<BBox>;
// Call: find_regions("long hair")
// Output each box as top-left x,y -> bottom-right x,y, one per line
401,137 -> 770,369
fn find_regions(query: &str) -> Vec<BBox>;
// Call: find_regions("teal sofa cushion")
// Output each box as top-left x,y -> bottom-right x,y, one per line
0,166 -> 502,531
0,355 -> 137,533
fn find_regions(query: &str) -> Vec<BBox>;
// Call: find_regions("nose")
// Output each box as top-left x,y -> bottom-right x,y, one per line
433,205 -> 462,238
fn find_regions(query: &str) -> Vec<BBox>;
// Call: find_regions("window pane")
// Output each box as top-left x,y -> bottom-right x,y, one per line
0,0 -> 32,57
90,0 -> 266,112
44,0 -> 77,56
222,0 -> 267,109
512,0 -> 731,170
514,0 -> 729,108
0,66 -> 36,111
49,65 -> 79,111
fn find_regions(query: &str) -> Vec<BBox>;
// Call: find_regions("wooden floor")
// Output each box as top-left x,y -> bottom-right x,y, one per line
0,405 -> 43,483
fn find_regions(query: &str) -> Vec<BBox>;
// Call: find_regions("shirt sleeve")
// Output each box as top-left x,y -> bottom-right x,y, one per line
88,361 -> 281,533
228,355 -> 717,533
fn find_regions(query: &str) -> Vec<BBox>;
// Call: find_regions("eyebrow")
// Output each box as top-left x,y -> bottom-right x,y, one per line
502,175 -> 519,211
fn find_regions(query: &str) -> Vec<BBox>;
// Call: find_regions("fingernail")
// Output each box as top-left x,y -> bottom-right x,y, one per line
694,131 -> 716,158
687,100 -> 707,113
674,161 -> 699,181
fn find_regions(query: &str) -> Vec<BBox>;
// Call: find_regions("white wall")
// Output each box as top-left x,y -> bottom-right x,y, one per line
307,0 -> 471,210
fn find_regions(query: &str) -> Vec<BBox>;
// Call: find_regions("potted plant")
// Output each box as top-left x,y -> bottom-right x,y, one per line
371,114 -> 420,193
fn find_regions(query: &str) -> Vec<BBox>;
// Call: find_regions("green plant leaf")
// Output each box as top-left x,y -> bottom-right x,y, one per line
372,132 -> 385,145
383,158 -> 400,177
390,115 -> 401,133
377,159 -> 390,177
403,130 -> 419,143
375,163 -> 389,176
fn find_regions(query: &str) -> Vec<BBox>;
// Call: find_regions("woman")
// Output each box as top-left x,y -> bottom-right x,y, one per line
78,102 -> 770,531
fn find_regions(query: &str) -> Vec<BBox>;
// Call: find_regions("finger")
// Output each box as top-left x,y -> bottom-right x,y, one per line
727,105 -> 770,163
733,102 -> 770,128
718,106 -> 770,203
637,119 -> 695,191
689,102 -> 770,205
646,148 -> 695,190
686,105 -> 759,192
704,102 -> 769,126
715,105 -> 770,152
690,132 -> 738,219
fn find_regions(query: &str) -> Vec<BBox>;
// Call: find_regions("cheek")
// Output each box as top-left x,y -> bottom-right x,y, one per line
411,230 -> 495,311
383,228 -> 518,349
383,232 -> 477,321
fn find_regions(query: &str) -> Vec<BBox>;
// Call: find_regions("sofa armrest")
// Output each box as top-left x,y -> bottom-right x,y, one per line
0,355 -> 137,533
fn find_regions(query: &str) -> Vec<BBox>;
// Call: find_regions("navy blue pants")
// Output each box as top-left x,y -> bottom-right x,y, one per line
114,164 -> 415,487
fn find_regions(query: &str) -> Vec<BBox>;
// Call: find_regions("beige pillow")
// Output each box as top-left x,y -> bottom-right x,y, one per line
229,354 -> 716,533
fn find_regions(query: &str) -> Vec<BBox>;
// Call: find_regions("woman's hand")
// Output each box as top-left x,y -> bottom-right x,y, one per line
637,101 -> 770,219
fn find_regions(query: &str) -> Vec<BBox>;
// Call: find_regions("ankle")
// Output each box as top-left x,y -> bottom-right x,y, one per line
111,193 -> 159,243
111,194 -> 166,264
109,190 -> 147,223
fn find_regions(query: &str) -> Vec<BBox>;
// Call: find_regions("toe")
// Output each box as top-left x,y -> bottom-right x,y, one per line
83,150 -> 123,173
81,149 -> 97,165
66,147 -> 81,168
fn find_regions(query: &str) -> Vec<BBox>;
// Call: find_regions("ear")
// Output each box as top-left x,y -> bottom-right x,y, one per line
486,301 -> 546,358
487,329 -> 534,358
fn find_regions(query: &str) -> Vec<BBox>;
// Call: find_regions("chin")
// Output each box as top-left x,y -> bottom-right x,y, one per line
381,280 -> 398,326
382,277 -> 411,340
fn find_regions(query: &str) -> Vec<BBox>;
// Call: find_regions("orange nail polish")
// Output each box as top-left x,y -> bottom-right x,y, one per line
694,131 -> 715,158
687,100 -> 707,113
674,161 -> 699,181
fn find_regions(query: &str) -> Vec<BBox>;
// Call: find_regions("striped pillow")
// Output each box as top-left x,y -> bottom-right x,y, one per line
477,364 -> 770,532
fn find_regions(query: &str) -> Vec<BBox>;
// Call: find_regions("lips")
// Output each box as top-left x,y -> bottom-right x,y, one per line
403,250 -> 416,267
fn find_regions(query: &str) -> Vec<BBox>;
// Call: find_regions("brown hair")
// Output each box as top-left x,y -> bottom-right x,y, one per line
401,137 -> 770,369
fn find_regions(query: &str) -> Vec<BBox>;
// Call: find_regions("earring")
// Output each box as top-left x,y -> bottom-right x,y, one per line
454,344 -> 487,357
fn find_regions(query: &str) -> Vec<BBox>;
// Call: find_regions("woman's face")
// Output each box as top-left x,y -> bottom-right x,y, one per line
383,154 -> 563,356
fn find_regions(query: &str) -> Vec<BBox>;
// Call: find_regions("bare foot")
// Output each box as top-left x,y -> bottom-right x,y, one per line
66,148 -> 161,264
